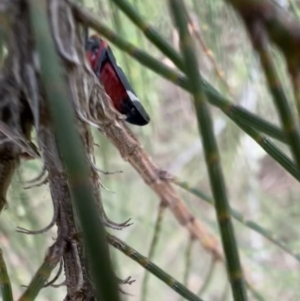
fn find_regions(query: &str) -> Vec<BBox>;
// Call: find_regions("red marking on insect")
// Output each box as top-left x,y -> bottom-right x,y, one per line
85,35 -> 150,126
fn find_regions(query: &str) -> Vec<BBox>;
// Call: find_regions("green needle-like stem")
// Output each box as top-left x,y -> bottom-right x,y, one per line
0,249 -> 13,301
109,0 -> 184,71
28,1 -> 120,300
107,234 -> 204,301
174,179 -> 300,263
169,0 -> 248,300
141,204 -> 166,301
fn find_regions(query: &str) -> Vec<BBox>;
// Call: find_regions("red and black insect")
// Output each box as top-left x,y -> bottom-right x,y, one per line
85,35 -> 150,126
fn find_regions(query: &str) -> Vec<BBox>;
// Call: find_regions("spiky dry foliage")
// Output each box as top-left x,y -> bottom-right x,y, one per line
0,1 -> 113,299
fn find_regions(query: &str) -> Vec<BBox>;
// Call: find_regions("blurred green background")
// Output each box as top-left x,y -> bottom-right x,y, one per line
1,0 -> 300,300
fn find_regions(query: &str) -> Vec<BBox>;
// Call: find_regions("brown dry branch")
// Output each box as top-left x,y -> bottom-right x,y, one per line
86,79 -> 223,261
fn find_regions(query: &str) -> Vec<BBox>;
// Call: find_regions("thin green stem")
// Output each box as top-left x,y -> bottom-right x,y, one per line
109,0 -> 184,71
174,179 -> 300,263
28,1 -> 120,300
169,1 -> 247,300
198,258 -> 216,296
141,204 -> 166,301
291,73 -> 300,121
0,249 -> 13,301
181,237 -> 194,299
107,234 -> 204,301
18,241 -> 63,301
235,120 -> 299,181
206,88 -> 286,143
250,26 -> 300,178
